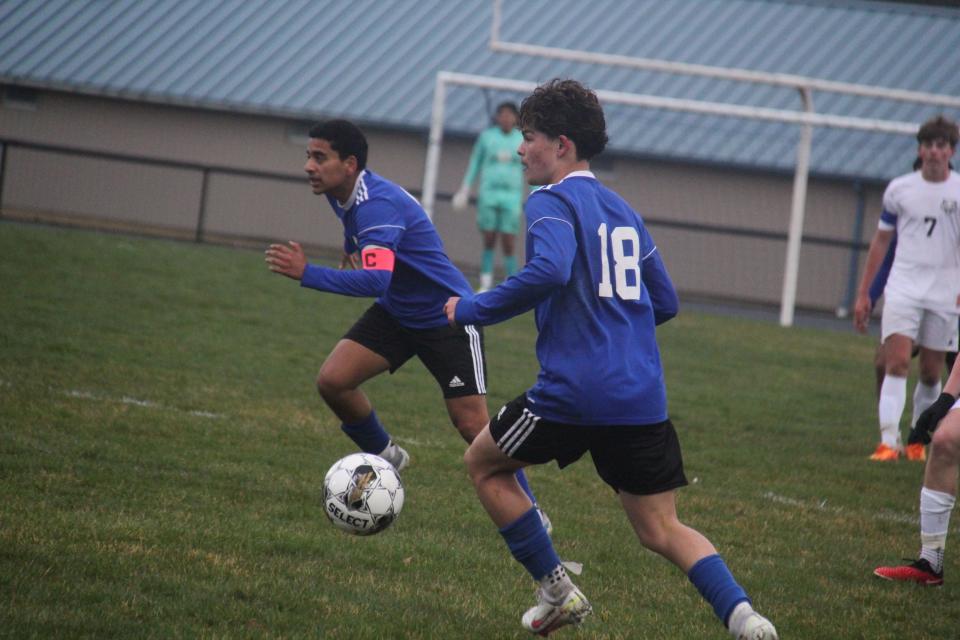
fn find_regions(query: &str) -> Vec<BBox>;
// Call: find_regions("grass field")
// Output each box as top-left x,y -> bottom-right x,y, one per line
1,221 -> 957,639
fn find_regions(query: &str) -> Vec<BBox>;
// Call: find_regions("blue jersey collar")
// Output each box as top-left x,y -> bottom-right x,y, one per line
337,169 -> 367,210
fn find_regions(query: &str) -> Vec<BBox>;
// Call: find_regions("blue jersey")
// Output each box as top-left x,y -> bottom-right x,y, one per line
455,171 -> 678,425
300,170 -> 472,329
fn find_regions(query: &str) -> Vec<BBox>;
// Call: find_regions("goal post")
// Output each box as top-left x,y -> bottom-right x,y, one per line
473,0 -> 960,327
421,71 -> 918,326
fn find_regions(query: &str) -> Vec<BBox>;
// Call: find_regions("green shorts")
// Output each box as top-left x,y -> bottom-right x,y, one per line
477,189 -> 522,234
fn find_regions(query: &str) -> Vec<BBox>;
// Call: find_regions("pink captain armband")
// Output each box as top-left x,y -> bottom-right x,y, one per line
361,246 -> 396,271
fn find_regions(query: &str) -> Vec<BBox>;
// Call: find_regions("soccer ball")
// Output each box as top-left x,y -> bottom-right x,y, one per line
323,453 -> 405,536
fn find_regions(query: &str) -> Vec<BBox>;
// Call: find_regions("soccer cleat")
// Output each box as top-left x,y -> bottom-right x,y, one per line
868,443 -> 900,461
727,602 -> 778,640
378,441 -> 410,472
904,442 -> 926,462
733,613 -> 778,640
522,586 -> 592,636
873,558 -> 943,585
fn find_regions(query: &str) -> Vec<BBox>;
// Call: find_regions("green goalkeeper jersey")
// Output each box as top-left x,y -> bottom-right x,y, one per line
463,126 -> 525,195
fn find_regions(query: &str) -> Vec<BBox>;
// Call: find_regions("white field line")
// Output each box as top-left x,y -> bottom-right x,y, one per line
61,388 -> 225,419
761,490 -> 959,533
396,436 -> 450,449
3,377 -> 953,525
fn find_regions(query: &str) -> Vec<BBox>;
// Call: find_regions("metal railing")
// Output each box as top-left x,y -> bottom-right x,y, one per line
0,135 -> 876,312
0,137 -> 869,251
0,137 -> 309,242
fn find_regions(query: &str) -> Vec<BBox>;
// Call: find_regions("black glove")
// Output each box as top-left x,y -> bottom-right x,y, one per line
908,392 -> 957,445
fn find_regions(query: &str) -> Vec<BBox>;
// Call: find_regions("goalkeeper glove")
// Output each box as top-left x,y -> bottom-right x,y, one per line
908,392 -> 957,445
452,187 -> 469,211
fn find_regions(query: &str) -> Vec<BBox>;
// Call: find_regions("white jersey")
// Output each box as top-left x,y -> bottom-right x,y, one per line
879,170 -> 960,312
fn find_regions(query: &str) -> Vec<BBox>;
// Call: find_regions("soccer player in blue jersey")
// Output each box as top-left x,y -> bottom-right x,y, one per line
265,120 -> 545,521
444,80 -> 777,638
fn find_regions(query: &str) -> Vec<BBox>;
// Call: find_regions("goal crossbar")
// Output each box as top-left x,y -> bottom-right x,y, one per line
490,0 -> 960,109
421,71 -> 918,326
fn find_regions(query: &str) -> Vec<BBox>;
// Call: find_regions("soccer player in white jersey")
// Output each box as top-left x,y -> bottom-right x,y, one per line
265,120 -> 546,520
444,80 -> 777,639
875,355 -> 960,584
854,116 -> 960,462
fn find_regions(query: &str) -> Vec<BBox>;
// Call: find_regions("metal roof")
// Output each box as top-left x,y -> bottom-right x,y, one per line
1,0 -> 959,182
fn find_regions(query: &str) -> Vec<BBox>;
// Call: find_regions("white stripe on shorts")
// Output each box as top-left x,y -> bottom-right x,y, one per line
464,324 -> 486,394
497,409 -> 539,457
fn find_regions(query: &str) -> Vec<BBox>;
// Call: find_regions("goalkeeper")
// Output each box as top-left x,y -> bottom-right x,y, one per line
874,354 -> 960,585
453,102 -> 525,292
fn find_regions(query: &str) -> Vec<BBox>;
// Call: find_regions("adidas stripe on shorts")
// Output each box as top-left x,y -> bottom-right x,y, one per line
489,394 -> 688,495
343,302 -> 486,398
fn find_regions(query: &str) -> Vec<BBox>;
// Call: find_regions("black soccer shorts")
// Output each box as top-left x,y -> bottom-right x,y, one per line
489,394 -> 688,495
343,303 -> 486,398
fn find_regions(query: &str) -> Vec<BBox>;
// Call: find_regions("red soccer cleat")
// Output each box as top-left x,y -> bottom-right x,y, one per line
874,558 -> 943,586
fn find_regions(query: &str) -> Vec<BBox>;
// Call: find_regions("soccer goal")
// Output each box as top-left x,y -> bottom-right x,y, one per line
421,0 -> 959,327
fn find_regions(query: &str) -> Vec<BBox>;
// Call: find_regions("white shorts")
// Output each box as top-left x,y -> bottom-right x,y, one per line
881,299 -> 959,351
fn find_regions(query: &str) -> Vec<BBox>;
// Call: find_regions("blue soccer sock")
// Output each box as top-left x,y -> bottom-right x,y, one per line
481,248 -> 494,275
340,410 -> 391,454
515,469 -> 538,505
499,507 -> 561,581
687,554 -> 750,627
503,255 -> 517,276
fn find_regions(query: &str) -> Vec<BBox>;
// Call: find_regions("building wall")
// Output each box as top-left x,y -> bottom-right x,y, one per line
0,89 -> 884,312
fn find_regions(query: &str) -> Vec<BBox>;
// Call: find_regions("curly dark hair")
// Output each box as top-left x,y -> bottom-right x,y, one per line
519,79 -> 608,160
917,115 -> 959,148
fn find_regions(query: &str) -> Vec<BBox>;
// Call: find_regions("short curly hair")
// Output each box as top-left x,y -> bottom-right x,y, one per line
519,79 -> 608,160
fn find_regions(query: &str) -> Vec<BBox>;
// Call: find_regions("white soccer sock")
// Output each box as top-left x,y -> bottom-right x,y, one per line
378,441 -> 404,468
878,375 -> 907,448
912,380 -> 942,427
479,272 -> 493,290
919,486 -> 955,573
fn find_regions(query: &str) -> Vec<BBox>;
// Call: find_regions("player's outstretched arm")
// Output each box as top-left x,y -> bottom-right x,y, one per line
265,241 -> 307,280
455,221 -> 574,327
300,245 -> 393,297
267,241 -> 393,297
